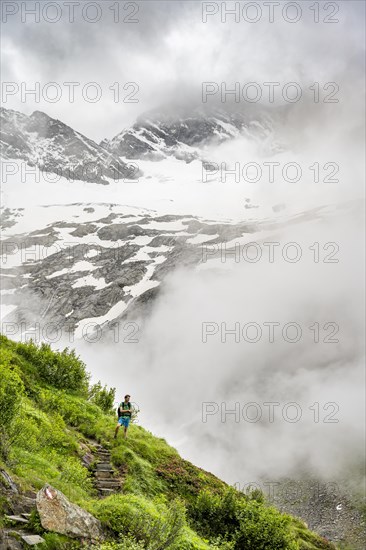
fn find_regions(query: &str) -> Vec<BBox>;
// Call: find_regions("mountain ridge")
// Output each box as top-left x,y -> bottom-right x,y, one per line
0,107 -> 139,184
100,105 -> 279,162
0,105 -> 281,182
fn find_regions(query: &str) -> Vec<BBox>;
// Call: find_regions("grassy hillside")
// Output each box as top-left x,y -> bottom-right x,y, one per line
0,335 -> 337,550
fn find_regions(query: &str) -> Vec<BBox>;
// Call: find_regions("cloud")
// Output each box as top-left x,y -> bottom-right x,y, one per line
78,199 -> 364,487
1,1 -> 364,140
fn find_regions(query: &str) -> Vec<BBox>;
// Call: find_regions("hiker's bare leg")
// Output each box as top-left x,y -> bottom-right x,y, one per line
114,424 -> 120,438
124,427 -> 128,439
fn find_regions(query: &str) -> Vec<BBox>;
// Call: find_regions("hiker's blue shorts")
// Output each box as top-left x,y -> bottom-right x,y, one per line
118,416 -> 131,428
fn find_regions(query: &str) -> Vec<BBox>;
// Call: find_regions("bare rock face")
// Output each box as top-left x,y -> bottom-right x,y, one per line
36,485 -> 103,540
0,107 -> 138,184
101,105 -> 276,162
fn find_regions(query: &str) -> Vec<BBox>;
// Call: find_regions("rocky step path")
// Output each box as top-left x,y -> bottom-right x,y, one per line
91,444 -> 121,498
2,515 -> 46,549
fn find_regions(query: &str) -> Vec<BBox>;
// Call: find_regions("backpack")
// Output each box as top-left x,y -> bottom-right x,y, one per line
117,402 -> 131,417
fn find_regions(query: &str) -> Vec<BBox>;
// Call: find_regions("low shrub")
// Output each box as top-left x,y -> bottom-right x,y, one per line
14,340 -> 90,396
189,488 -> 299,550
89,381 -> 116,414
91,494 -> 186,549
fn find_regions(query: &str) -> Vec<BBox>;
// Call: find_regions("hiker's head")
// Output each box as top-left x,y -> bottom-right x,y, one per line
125,394 -> 131,402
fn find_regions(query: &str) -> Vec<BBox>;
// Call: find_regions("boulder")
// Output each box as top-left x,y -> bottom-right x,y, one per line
36,485 -> 103,540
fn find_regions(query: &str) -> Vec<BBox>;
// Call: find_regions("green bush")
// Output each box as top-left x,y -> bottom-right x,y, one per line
13,401 -> 67,450
15,340 -> 90,395
89,381 -> 116,414
235,502 -> 299,549
91,494 -> 186,549
57,456 -> 94,495
38,388 -> 98,431
190,488 -> 299,550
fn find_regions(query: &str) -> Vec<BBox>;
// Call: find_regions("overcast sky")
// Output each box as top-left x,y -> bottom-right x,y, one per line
1,0 -> 365,141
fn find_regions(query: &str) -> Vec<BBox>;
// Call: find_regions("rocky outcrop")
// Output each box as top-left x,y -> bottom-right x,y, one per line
0,107 -> 139,184
100,105 -> 276,162
269,478 -> 366,550
0,204 -> 260,335
36,485 -> 103,540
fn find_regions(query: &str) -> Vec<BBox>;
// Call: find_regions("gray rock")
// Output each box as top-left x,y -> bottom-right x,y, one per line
36,484 -> 103,540
0,208 -> 23,230
70,224 -> 97,237
0,107 -> 140,184
1,470 -> 19,493
148,235 -> 183,247
97,223 -> 157,241
0,531 -> 23,550
101,105 -> 275,162
268,477 -> 366,550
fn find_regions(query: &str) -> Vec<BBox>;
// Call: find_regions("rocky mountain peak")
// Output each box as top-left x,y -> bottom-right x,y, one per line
0,107 -> 138,184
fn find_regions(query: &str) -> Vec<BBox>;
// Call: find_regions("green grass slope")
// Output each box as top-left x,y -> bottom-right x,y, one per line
0,335 -> 337,550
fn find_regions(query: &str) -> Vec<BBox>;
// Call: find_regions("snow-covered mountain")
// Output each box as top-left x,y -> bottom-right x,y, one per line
0,107 -> 138,184
100,106 -> 278,162
0,105 -> 282,186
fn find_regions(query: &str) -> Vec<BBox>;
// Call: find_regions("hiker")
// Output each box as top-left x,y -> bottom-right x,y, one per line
114,394 -> 132,439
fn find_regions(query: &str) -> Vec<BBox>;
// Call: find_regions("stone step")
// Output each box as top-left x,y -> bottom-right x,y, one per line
6,515 -> 29,524
95,471 -> 114,479
22,534 -> 46,546
94,445 -> 111,452
96,480 -> 120,488
96,464 -> 114,471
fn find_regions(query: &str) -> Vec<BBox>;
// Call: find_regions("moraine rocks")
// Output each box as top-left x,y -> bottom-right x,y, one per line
0,206 -> 259,336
